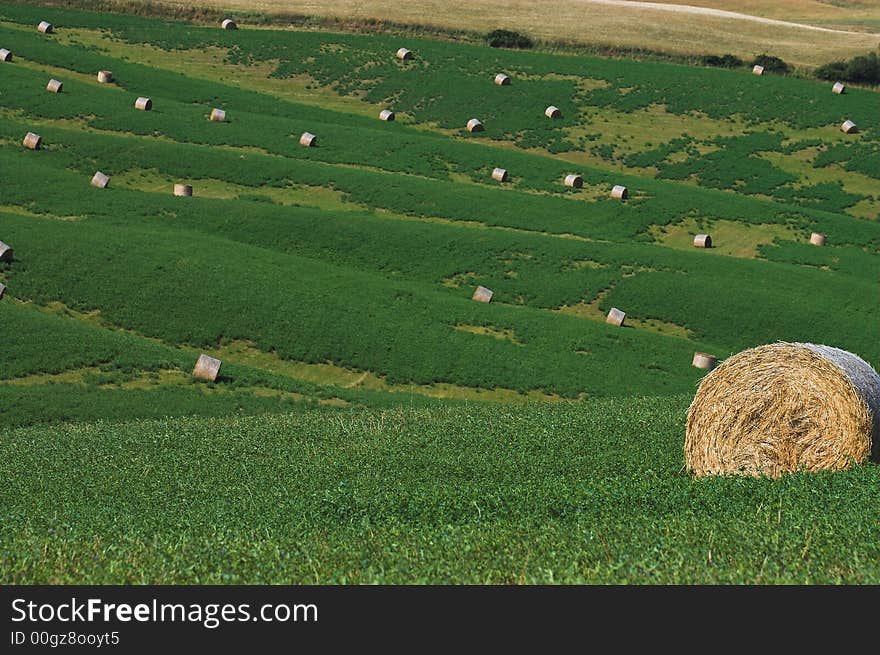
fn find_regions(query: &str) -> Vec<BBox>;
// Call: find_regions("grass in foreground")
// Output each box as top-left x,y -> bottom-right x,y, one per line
3,398 -> 880,584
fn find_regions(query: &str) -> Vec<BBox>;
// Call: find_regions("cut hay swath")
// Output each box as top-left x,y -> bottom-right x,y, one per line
686,342 -> 880,478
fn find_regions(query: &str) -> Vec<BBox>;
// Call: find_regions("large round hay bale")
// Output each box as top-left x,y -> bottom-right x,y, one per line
491,167 -> 509,182
221,18 -> 237,30
685,342 -> 880,477
832,82 -> 846,94
692,352 -> 717,370
564,174 -> 583,188
0,282 -> 6,300
210,108 -> 226,122
0,49 -> 12,62
611,184 -> 628,200
193,354 -> 222,381
396,47 -> 413,61
22,132 -> 42,150
173,183 -> 193,197
37,21 -> 53,34
91,171 -> 110,188
841,120 -> 858,134
379,109 -> 395,121
545,105 -> 561,119
466,118 -> 484,133
299,132 -> 317,147
97,70 -> 113,83
46,78 -> 62,93
0,241 -> 13,262
606,307 -> 625,327
135,97 -> 152,111
472,285 -> 493,303
693,234 -> 712,248
752,64 -> 764,75
494,73 -> 510,86
810,232 -> 826,246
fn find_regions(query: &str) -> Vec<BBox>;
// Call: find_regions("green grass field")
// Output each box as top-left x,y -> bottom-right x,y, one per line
0,2 -> 878,583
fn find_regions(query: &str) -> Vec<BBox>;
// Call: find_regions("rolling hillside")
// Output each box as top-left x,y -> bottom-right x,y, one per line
0,2 -> 878,582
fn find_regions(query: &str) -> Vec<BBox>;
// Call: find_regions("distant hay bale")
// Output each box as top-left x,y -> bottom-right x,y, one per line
22,132 -> 42,150
606,307 -> 625,327
135,97 -> 152,111
494,73 -> 510,86
0,282 -> 6,300
97,70 -> 113,83
692,352 -> 717,370
37,21 -> 53,34
611,184 -> 628,200
472,285 -> 493,303
173,183 -> 193,197
209,108 -> 226,122
221,18 -> 237,30
841,119 -> 858,134
46,78 -> 62,93
0,241 -> 13,262
693,234 -> 712,248
379,109 -> 395,121
299,131 -> 317,147
685,342 -> 880,477
0,49 -> 11,62
545,105 -> 562,119
810,232 -> 826,246
491,167 -> 509,182
832,82 -> 846,94
396,47 -> 413,60
752,64 -> 764,75
193,354 -> 222,382
466,118 -> 484,132
564,174 -> 583,188
91,171 -> 110,188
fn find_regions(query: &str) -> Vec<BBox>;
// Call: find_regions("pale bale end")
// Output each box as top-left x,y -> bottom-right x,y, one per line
378,109 -> 395,121
685,342 -> 880,477
606,307 -> 625,327
97,70 -> 113,83
810,232 -> 826,246
472,286 -> 493,303
396,48 -> 413,60
841,120 -> 858,134
752,64 -> 764,75
491,167 -> 509,182
0,241 -> 13,262
611,184 -> 628,200
193,354 -> 222,382
299,132 -> 317,147
0,282 -> 6,300
173,184 -> 193,197
564,174 -> 583,188
692,352 -> 717,370
494,73 -> 510,86
134,97 -> 152,111
221,18 -> 237,30
91,171 -> 110,188
210,108 -> 226,122
466,118 -> 484,132
693,234 -> 712,248
0,49 -> 11,62
832,82 -> 846,94
22,132 -> 42,150
37,21 -> 53,34
545,105 -> 561,119
46,78 -> 62,93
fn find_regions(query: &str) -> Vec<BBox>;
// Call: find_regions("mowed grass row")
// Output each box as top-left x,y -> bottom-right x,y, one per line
3,400 -> 880,583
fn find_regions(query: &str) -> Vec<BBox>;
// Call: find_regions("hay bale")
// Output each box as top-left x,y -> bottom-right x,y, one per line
545,105 -> 562,119
692,352 -> 717,370
0,282 -> 5,300
193,354 -> 222,382
37,21 -> 53,34
564,174 -> 583,188
494,73 -> 510,86
685,342 -> 880,477
841,119 -> 858,134
221,18 -> 237,30
379,109 -> 395,121
0,241 -> 13,262
832,82 -> 846,94
46,78 -> 63,93
396,47 -> 413,60
472,285 -> 493,303
466,118 -> 484,133
606,307 -> 625,327
173,183 -> 193,197
299,132 -> 317,147
97,70 -> 113,83
0,49 -> 11,62
210,108 -> 226,122
611,184 -> 628,200
491,167 -> 509,182
810,232 -> 826,246
22,132 -> 42,150
91,171 -> 110,188
134,97 -> 152,111
752,64 -> 764,75
693,234 -> 712,248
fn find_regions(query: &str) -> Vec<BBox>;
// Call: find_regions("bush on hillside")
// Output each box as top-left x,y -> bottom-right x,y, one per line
816,52 -> 880,85
487,29 -> 533,49
751,54 -> 791,74
700,54 -> 744,68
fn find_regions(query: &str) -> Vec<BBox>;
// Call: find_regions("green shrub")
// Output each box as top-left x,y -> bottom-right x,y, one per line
700,54 -> 743,68
816,52 -> 880,85
751,54 -> 791,74
486,29 -> 533,49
